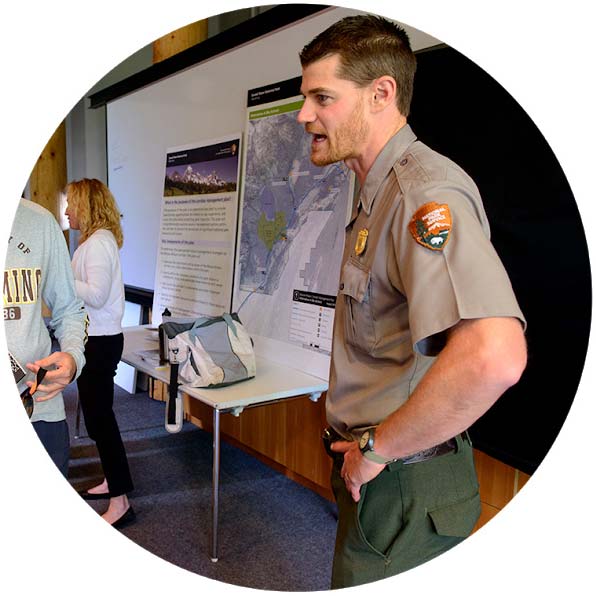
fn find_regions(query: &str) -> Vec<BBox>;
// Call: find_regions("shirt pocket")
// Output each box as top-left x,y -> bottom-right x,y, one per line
339,257 -> 376,352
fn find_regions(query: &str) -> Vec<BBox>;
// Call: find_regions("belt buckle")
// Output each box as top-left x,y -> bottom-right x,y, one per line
321,427 -> 334,458
322,426 -> 343,459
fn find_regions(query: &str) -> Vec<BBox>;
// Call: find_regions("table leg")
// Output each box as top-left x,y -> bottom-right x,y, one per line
211,408 -> 220,562
74,396 -> 81,439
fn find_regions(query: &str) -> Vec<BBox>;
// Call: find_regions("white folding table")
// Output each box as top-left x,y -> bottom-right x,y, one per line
121,325 -> 328,562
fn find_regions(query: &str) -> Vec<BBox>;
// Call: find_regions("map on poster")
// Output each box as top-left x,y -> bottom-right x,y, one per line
235,89 -> 354,357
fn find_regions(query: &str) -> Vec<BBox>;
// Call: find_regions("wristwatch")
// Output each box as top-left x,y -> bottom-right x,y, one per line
359,428 -> 392,465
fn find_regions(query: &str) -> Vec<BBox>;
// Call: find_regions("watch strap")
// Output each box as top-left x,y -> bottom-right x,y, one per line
362,449 -> 391,465
360,427 -> 393,465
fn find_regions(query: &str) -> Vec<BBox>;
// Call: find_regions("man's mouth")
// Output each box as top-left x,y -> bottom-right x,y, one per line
306,126 -> 327,145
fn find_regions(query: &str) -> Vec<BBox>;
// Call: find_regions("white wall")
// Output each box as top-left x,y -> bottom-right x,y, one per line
65,44 -> 154,184
65,7 -> 274,186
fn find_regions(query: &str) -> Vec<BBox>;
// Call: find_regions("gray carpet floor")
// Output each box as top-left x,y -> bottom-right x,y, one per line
64,382 -> 338,591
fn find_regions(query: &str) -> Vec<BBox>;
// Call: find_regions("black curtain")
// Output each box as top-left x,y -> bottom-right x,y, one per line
409,47 -> 591,474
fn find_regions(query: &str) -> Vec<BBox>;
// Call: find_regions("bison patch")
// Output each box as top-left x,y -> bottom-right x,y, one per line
408,202 -> 452,251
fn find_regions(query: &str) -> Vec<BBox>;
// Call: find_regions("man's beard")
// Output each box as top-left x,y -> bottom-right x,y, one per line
310,99 -> 369,166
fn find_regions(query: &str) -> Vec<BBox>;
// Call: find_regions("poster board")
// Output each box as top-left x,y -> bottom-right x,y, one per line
151,135 -> 241,324
233,79 -> 354,378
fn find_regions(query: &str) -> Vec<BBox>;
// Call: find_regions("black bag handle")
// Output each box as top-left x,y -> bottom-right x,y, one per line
167,361 -> 179,425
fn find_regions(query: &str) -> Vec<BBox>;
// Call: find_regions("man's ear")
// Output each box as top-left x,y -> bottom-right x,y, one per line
370,76 -> 397,112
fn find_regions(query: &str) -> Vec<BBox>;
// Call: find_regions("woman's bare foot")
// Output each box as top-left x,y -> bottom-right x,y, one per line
101,494 -> 130,525
87,478 -> 109,495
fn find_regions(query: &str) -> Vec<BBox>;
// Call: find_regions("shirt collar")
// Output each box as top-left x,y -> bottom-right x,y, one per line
357,123 -> 417,216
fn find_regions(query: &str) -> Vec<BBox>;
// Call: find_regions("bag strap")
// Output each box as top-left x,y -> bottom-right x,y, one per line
167,361 -> 179,425
222,312 -> 238,337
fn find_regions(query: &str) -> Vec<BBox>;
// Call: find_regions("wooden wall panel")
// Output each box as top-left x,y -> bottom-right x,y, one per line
474,449 -> 517,510
517,471 -> 531,492
152,21 -> 208,63
28,121 -> 68,318
184,393 -> 329,476
28,121 -> 67,218
474,501 -> 500,531
285,395 -> 332,488
472,449 -> 532,532
227,401 -> 289,463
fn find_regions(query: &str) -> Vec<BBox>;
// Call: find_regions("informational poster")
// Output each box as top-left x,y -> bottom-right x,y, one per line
234,79 -> 354,362
152,135 -> 241,325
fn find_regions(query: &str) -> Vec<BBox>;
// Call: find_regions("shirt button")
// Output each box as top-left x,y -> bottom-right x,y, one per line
339,283 -> 344,290
400,158 -> 408,166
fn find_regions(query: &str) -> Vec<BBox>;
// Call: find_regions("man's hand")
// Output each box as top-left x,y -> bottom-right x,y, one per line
26,352 -> 77,401
331,440 -> 386,502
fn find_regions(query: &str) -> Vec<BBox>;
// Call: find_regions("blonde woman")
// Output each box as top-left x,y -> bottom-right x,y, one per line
65,179 -> 134,529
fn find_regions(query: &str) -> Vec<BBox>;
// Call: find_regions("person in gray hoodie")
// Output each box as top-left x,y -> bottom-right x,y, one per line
5,197 -> 88,476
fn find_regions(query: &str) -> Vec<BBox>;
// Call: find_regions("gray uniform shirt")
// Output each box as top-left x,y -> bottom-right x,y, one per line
327,125 -> 525,437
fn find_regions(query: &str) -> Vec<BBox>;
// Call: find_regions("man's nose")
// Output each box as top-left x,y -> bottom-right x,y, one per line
297,100 -> 314,124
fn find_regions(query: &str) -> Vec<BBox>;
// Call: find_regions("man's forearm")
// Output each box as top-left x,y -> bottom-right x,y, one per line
374,317 -> 527,461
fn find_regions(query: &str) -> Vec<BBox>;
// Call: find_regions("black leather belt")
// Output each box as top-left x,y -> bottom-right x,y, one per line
322,427 -> 459,464
400,437 -> 457,465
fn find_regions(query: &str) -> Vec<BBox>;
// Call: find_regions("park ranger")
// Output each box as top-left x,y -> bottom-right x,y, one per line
298,14 -> 527,587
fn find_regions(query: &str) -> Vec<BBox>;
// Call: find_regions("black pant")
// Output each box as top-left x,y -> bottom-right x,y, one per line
77,333 -> 133,496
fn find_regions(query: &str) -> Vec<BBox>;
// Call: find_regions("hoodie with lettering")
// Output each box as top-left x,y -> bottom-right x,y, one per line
4,199 -> 87,422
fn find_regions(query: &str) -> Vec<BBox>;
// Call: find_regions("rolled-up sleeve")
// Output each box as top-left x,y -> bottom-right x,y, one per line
393,181 -> 526,356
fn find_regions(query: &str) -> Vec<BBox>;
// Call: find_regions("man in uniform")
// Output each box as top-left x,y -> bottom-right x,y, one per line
297,15 -> 527,587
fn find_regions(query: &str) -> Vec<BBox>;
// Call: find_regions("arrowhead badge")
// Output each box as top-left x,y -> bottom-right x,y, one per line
408,202 -> 452,251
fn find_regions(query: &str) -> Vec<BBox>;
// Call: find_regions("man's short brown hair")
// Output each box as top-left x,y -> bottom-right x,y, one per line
300,14 -> 417,117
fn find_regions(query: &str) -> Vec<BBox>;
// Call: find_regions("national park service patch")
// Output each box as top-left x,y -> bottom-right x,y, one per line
408,202 -> 452,251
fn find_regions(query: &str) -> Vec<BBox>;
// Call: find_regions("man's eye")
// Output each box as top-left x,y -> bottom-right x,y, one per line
317,94 -> 331,104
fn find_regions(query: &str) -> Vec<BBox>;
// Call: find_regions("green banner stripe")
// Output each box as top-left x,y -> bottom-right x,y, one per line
249,99 -> 305,120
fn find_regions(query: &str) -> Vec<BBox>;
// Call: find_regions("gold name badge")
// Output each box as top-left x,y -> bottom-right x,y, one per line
355,228 -> 369,256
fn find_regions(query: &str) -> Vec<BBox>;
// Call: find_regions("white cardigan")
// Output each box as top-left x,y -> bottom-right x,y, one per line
72,229 -> 124,336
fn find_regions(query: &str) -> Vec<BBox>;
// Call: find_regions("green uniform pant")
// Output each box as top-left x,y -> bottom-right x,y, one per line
330,434 -> 481,588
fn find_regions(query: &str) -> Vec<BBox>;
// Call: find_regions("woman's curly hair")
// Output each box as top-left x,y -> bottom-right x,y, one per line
65,178 -> 123,248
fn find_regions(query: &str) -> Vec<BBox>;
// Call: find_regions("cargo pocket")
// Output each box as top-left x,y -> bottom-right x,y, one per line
428,491 -> 481,537
339,257 -> 376,352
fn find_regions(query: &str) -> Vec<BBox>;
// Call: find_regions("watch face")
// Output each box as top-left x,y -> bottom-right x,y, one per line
359,430 -> 370,450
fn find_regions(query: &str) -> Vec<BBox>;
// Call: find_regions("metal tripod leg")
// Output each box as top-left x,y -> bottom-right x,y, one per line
74,395 -> 81,439
211,408 -> 221,562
